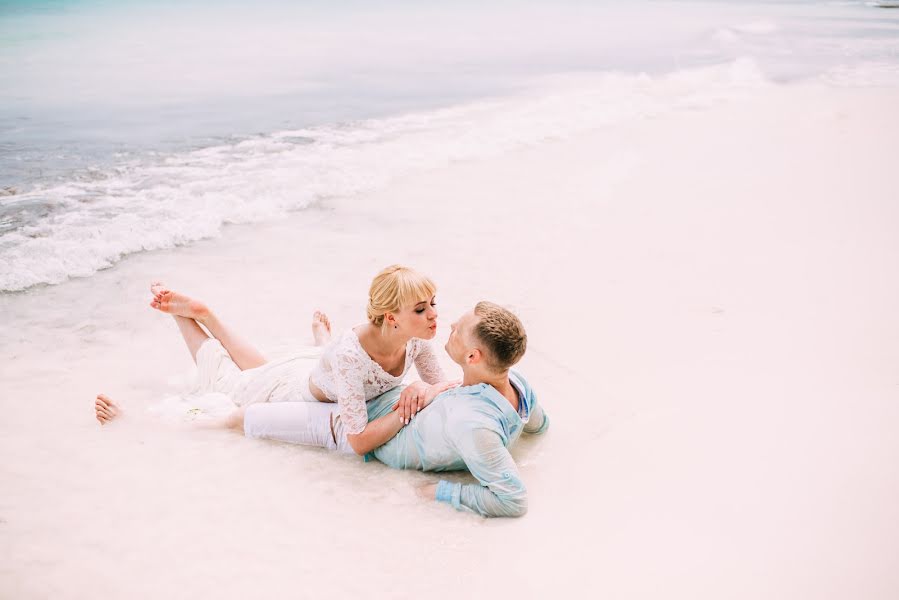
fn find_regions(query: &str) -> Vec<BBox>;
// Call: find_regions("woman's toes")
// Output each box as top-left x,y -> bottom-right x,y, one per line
151,294 -> 171,312
311,311 -> 332,345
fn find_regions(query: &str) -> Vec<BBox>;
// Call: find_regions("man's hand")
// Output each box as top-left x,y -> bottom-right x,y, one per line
416,482 -> 438,501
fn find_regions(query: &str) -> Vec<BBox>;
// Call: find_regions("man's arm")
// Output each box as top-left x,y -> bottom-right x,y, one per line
523,399 -> 549,434
432,428 -> 528,518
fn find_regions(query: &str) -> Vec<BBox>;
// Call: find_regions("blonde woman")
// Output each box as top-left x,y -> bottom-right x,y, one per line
95,265 -> 456,455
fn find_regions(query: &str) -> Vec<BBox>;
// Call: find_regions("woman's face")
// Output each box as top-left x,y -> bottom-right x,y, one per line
394,295 -> 438,339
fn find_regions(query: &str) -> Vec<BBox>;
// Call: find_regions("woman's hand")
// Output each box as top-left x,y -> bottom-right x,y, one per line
393,380 -> 461,424
394,381 -> 429,425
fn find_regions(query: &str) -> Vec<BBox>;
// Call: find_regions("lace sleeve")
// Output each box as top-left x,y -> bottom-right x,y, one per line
412,339 -> 446,384
335,343 -> 370,435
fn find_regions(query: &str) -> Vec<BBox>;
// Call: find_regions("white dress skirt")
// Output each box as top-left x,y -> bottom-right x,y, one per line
191,338 -> 356,454
192,338 -> 320,405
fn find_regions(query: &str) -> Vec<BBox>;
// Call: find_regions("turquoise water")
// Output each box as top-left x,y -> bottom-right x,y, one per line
2,0 -> 894,186
1,0 -> 897,290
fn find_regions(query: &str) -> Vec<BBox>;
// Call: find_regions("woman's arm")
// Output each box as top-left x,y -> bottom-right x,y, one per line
335,348 -> 405,455
393,380 -> 461,424
412,340 -> 447,384
345,411 -> 405,455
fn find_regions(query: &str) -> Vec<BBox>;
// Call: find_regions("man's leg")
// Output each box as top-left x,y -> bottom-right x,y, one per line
95,394 -> 246,428
194,406 -> 247,431
242,402 -> 350,453
95,394 -> 120,424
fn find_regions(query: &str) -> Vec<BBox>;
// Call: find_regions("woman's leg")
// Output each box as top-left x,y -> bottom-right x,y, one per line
150,282 -> 268,370
173,315 -> 211,363
312,311 -> 332,346
197,311 -> 268,370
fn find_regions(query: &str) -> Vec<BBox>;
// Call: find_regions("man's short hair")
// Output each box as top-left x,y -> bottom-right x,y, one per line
472,301 -> 527,372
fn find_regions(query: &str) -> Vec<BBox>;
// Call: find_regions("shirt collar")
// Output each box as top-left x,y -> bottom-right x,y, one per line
455,380 -> 523,428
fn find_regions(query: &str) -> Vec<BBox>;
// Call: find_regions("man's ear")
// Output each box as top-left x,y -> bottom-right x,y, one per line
467,348 -> 482,366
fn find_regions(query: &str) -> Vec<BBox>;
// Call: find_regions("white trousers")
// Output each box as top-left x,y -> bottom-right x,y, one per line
243,401 -> 355,454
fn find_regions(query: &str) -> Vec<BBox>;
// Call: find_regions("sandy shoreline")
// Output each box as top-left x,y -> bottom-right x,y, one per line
1,82 -> 898,599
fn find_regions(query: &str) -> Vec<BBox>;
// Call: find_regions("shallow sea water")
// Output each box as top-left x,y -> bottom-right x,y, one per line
1,2 -> 898,598
1,0 -> 898,291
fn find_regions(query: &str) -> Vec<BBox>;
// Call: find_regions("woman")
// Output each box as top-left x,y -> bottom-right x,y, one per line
95,265 -> 456,455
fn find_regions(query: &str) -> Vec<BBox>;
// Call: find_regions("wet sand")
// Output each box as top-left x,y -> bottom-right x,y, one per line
1,83 -> 898,599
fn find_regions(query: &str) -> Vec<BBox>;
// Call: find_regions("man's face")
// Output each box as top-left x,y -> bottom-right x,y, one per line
445,310 -> 478,366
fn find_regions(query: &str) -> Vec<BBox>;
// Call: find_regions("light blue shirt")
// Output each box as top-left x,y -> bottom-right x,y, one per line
365,370 -> 549,518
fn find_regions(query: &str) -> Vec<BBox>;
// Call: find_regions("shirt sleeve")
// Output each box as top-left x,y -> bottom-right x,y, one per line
435,428 -> 528,518
335,346 -> 369,435
412,340 -> 446,384
523,391 -> 550,435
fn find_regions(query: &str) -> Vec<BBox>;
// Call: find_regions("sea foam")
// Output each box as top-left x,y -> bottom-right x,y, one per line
2,60 -> 770,292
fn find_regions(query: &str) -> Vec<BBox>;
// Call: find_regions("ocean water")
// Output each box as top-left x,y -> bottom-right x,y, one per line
1,0 -> 898,291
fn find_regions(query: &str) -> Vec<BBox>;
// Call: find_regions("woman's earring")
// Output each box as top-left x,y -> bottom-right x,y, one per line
394,324 -> 398,329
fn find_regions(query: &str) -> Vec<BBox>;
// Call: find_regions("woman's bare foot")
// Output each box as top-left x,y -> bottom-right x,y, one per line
149,281 -> 210,321
95,394 -> 121,424
312,311 -> 332,346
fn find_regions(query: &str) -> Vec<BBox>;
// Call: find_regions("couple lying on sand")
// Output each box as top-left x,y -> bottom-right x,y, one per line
95,265 -> 549,518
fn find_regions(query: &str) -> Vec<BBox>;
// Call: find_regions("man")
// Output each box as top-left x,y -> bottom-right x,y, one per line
95,299 -> 548,517
364,301 -> 549,518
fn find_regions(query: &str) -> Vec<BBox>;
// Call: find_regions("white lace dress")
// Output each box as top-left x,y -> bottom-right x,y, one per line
309,329 -> 446,434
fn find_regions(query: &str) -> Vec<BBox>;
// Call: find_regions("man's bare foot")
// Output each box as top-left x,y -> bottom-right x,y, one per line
149,281 -> 210,321
95,394 -> 121,424
312,310 -> 332,346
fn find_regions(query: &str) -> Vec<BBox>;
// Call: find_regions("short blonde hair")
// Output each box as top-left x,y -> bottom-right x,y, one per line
472,301 -> 527,372
367,265 -> 437,327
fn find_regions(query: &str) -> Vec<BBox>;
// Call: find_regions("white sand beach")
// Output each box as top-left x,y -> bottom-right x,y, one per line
1,80 -> 897,599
